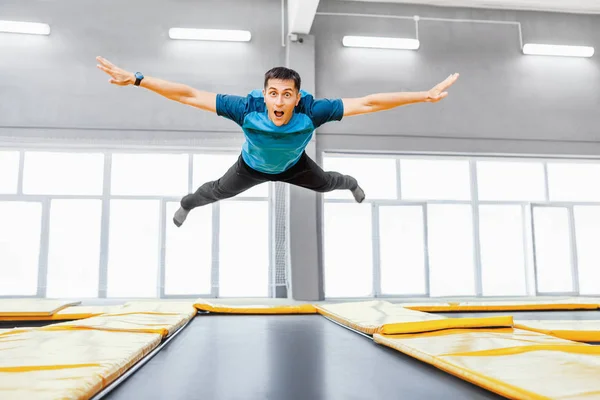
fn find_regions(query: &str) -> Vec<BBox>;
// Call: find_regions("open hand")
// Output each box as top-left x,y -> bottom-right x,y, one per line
96,56 -> 135,86
426,73 -> 459,103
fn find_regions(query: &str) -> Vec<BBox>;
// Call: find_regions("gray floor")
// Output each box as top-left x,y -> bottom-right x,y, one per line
103,314 -> 503,400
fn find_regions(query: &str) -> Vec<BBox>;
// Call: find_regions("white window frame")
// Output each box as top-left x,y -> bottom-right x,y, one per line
0,145 -> 278,299
322,152 -> 600,299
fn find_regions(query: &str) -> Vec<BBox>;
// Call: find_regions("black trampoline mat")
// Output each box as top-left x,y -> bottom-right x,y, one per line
103,314 -> 503,400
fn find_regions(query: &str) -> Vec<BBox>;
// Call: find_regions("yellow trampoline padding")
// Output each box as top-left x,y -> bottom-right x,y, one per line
0,299 -> 80,317
515,320 -> 600,342
53,305 -> 125,319
122,301 -> 197,317
404,298 -> 600,312
375,328 -> 600,400
194,300 -> 317,314
0,305 -> 124,322
43,312 -> 191,338
0,329 -> 161,400
316,301 -> 513,335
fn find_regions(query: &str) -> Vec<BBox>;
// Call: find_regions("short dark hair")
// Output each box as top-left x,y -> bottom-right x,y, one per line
263,67 -> 301,91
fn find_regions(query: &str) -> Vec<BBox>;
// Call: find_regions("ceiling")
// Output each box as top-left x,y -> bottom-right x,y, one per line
338,0 -> 600,14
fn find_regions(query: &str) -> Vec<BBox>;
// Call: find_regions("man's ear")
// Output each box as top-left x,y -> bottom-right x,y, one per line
296,91 -> 302,106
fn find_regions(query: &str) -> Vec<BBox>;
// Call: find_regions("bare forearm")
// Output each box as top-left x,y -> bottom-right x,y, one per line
137,76 -> 197,102
342,73 -> 459,117
134,75 -> 216,111
365,91 -> 429,111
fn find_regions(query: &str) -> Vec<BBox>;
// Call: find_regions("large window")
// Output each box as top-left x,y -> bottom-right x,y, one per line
378,206 -> 426,295
479,205 -> 527,296
427,204 -> 475,297
46,200 -> 102,298
0,148 -> 273,299
23,151 -> 104,195
0,151 -> 19,194
219,201 -> 270,297
111,153 -> 188,196
0,201 -> 41,296
323,202 -> 372,297
323,154 -> 600,298
107,199 -> 160,298
164,201 -> 212,295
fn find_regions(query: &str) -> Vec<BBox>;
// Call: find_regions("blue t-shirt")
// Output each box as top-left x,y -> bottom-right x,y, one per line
216,89 -> 344,174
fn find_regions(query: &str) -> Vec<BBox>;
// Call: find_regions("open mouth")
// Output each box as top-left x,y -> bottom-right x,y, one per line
274,111 -> 284,118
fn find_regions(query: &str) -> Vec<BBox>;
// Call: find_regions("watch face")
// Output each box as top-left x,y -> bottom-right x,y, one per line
135,72 -> 143,79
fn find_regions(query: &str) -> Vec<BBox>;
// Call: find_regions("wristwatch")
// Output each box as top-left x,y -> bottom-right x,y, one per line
134,72 -> 144,86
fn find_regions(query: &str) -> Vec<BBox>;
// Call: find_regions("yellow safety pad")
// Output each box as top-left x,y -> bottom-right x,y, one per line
43,312 -> 190,338
194,300 -> 317,314
0,329 -> 161,400
0,299 -> 80,317
0,305 -> 125,322
122,301 -> 197,318
54,305 -> 125,320
404,297 -> 600,312
515,320 -> 600,342
316,301 -> 513,335
375,328 -> 600,400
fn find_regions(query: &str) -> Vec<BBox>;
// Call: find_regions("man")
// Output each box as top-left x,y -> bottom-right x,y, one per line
96,56 -> 458,227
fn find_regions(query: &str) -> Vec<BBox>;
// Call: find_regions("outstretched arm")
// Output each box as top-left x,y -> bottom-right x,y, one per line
342,73 -> 459,117
95,56 -> 217,112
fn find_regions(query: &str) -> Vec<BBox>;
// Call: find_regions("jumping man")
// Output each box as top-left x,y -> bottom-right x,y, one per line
96,56 -> 459,227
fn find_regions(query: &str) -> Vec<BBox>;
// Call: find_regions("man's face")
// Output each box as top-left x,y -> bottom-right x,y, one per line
263,79 -> 301,126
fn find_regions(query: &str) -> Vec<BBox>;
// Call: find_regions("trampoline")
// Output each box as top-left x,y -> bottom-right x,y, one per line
2,299 -> 600,399
100,314 -> 503,400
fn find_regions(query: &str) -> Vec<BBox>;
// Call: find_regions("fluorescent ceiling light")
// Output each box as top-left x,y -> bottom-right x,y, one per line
342,36 -> 419,50
169,28 -> 251,42
523,43 -> 594,58
0,20 -> 50,35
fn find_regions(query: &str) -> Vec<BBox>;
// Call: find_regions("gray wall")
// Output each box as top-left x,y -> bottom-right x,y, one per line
313,0 -> 600,156
3,0 -> 600,301
0,0 -> 284,146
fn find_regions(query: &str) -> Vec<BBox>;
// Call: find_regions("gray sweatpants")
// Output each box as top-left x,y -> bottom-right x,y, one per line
180,152 -> 358,210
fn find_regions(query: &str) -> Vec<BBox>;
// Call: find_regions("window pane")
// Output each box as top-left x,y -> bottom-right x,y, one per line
219,201 -> 269,297
111,153 -> 188,196
23,151 -> 104,195
401,159 -> 471,200
323,156 -> 397,200
379,206 -> 426,295
324,203 -> 372,297
548,162 -> 600,201
165,201 -> 212,295
107,200 -> 159,297
477,160 -> 545,201
0,202 -> 41,295
428,204 -> 475,296
0,151 -> 19,194
193,153 -> 268,198
574,206 -> 600,295
533,207 -> 573,293
479,205 -> 527,296
47,200 -> 101,298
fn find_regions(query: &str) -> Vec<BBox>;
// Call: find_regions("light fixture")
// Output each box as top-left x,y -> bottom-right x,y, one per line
522,43 -> 594,58
342,35 -> 419,50
0,20 -> 50,35
168,28 -> 251,42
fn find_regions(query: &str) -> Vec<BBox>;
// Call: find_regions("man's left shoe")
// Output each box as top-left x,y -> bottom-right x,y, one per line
173,207 -> 190,227
351,185 -> 365,203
